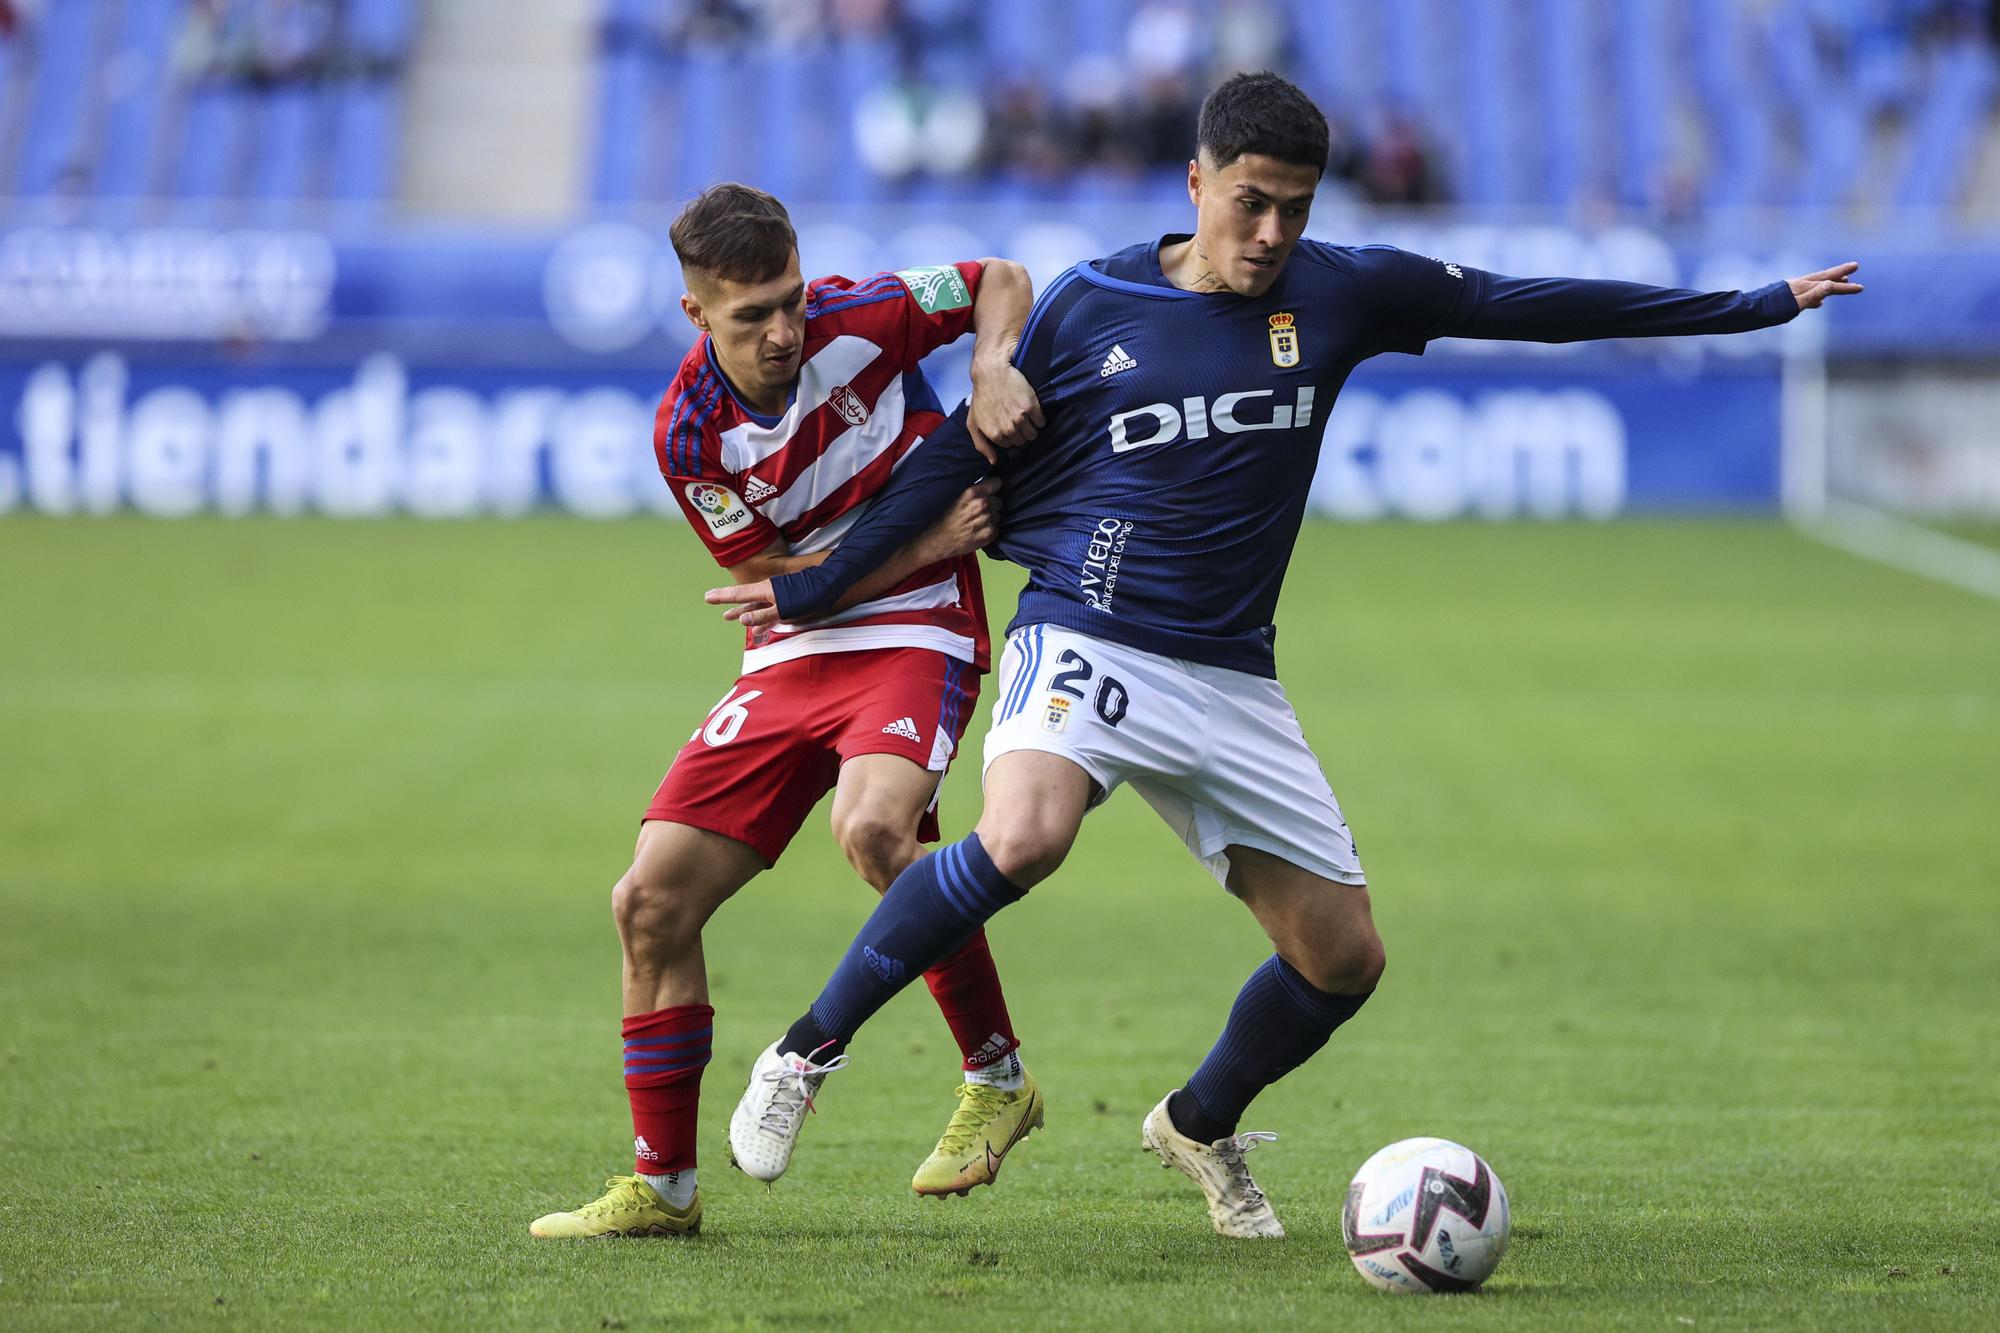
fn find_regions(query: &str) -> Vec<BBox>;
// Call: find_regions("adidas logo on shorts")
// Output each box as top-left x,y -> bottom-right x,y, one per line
880,716 -> 921,741
1099,344 -> 1138,378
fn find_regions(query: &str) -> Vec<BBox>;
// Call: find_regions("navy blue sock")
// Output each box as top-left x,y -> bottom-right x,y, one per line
780,833 -> 1024,1059
1174,954 -> 1373,1141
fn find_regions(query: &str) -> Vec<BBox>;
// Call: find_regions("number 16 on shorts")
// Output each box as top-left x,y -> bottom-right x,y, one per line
694,686 -> 763,747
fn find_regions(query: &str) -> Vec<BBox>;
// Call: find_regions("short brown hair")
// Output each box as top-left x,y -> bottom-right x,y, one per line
669,183 -> 797,286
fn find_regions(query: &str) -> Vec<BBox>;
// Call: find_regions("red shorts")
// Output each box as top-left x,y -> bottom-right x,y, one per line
644,647 -> 981,865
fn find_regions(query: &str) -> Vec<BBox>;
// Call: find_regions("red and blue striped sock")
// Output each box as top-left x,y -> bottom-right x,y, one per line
622,1003 -> 712,1178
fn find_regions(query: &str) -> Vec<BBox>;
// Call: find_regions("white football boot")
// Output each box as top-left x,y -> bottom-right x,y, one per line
1140,1092 -> 1285,1239
727,1040 -> 848,1182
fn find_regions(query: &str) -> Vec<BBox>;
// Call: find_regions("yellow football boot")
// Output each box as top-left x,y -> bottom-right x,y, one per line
529,1175 -> 700,1238
912,1071 -> 1044,1197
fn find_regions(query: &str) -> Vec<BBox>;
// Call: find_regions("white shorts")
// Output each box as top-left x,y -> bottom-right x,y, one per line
982,623 -> 1366,889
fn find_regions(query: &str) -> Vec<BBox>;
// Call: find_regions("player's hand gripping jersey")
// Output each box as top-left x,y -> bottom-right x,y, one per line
771,239 -> 1803,676
655,263 -> 992,673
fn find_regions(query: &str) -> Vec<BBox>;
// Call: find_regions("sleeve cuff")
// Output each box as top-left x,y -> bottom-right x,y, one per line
1752,280 -> 1801,325
771,564 -> 834,621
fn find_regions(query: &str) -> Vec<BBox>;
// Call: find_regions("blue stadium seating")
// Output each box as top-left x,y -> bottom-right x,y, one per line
581,0 -> 1998,218
174,82 -> 251,205
2,0 -> 1995,223
1535,0 -> 1596,211
1309,0 -> 1382,107
1897,38 -> 1998,207
590,2 -> 650,204
1459,0 -> 1525,208
1691,0 -> 1778,210
328,81 -> 399,210
253,85 -> 320,211
93,0 -> 183,203
13,0 -> 103,198
345,0 -> 413,61
0,0 -> 408,218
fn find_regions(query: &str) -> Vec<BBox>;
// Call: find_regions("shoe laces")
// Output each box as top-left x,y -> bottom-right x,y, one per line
756,1044 -> 849,1136
1213,1131 -> 1278,1209
575,1175 -> 653,1219
934,1081 -> 1009,1157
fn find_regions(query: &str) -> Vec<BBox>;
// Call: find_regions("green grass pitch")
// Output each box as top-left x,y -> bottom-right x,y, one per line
1,515 -> 1995,1331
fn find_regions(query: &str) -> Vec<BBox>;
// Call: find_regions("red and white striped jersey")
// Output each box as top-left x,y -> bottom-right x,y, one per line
654,262 -> 990,676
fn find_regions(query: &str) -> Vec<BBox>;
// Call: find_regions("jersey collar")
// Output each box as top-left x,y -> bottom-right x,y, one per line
1078,234 -> 1272,301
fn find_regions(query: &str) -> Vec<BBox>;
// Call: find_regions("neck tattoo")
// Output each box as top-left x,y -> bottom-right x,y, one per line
1185,241 -> 1228,293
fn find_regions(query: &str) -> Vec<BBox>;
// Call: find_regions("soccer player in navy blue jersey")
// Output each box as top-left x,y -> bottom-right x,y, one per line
710,72 -> 1863,1236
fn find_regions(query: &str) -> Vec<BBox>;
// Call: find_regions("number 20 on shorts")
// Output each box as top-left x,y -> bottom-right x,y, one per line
1048,649 -> 1128,727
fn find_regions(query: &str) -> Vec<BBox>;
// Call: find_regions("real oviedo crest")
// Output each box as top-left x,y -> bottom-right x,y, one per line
1268,312 -> 1300,368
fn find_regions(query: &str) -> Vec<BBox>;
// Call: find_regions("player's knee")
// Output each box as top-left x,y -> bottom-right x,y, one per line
611,864 -> 706,957
1295,928 -> 1386,995
1349,931 -> 1388,992
832,811 -> 915,892
973,815 -> 1073,890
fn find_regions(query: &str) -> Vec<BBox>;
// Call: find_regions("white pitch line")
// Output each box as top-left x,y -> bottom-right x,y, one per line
1802,499 -> 2000,604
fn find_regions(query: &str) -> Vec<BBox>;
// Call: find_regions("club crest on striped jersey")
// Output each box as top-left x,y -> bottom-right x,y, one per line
1268,312 -> 1301,368
830,383 -> 869,427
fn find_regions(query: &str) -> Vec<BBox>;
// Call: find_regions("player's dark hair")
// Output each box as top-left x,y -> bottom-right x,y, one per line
669,183 -> 798,286
1196,71 -> 1330,176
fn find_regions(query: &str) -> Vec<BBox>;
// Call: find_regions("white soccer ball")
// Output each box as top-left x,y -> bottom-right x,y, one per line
1341,1137 -> 1511,1293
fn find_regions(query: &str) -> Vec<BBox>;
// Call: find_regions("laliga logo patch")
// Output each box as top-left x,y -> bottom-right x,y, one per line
1043,695 -> 1072,732
829,383 -> 868,427
1268,311 -> 1301,368
684,482 -> 754,535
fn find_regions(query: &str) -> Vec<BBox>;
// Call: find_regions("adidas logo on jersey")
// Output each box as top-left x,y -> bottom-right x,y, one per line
1100,344 -> 1138,378
742,475 -> 776,504
880,716 -> 922,741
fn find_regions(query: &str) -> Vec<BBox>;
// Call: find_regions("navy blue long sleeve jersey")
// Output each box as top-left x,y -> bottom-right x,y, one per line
772,237 -> 1802,677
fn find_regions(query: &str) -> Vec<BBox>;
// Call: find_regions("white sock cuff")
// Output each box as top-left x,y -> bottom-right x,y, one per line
964,1049 -> 1025,1090
639,1168 -> 697,1208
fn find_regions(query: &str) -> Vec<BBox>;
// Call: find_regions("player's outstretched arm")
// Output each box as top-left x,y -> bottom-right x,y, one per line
703,401 -> 991,626
1408,257 -> 1863,345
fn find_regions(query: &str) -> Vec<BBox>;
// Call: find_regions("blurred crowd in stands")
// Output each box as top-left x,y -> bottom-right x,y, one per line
617,0 -> 2000,211
3,0 -> 2000,218
0,0 -> 408,212
614,0 -> 1447,204
169,0 -> 397,86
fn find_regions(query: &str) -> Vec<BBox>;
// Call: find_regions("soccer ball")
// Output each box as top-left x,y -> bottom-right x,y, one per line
1341,1137 -> 1511,1293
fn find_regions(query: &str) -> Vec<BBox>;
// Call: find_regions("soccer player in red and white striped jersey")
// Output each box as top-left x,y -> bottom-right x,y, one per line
532,185 -> 1044,1239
